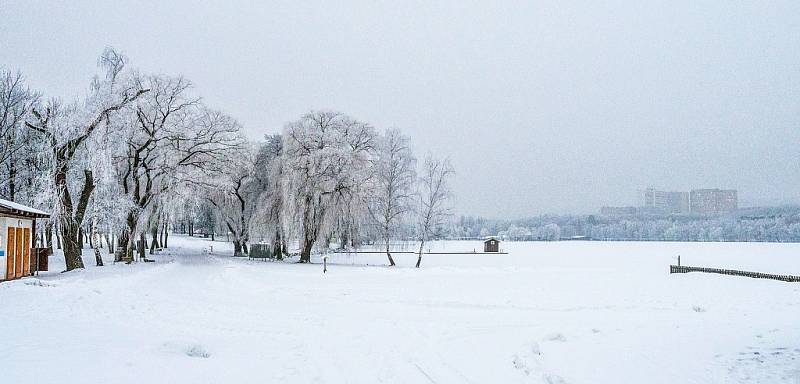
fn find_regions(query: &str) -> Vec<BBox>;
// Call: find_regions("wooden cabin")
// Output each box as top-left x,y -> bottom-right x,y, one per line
484,237 -> 500,252
0,199 -> 50,281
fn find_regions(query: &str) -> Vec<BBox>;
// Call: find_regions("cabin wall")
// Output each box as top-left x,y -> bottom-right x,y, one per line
0,216 -> 34,281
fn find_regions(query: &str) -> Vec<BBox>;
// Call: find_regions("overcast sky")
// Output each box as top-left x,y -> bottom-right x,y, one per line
2,1 -> 799,218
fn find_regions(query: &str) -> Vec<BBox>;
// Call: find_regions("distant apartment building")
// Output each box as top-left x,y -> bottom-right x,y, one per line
600,206 -> 637,216
641,188 -> 690,214
689,189 -> 738,215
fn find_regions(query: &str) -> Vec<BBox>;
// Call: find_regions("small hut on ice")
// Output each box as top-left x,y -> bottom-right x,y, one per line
484,237 -> 501,253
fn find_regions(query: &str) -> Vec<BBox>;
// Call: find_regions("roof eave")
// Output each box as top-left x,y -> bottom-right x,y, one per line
0,208 -> 50,219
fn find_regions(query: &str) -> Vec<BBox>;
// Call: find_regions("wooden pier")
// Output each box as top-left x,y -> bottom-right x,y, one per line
670,265 -> 800,282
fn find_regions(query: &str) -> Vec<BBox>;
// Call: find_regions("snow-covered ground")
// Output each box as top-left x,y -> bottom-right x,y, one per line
1,236 -> 799,383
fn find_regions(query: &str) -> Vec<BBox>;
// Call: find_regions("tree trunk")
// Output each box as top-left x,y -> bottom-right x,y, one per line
116,230 -> 130,262
45,221 -> 53,249
7,159 -> 16,201
242,241 -> 248,255
57,169 -> 94,271
299,231 -> 314,263
138,232 -> 146,261
55,226 -> 62,250
233,240 -> 242,257
91,220 -> 103,266
299,246 -> 311,263
385,238 -> 396,266
415,240 -> 425,268
149,225 -> 158,255
273,231 -> 284,261
339,232 -> 349,250
78,226 -> 84,249
159,222 -> 164,248
163,227 -> 169,248
60,222 -> 84,271
105,232 -> 113,254
94,247 -> 104,266
117,211 -> 137,262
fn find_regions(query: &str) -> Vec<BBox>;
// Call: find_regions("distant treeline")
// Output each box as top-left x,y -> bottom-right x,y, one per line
451,206 -> 800,242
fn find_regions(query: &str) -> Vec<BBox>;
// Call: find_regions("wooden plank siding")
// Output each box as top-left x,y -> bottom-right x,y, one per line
6,227 -> 15,280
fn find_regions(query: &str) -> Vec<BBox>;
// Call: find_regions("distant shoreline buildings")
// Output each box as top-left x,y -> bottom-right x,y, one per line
601,187 -> 738,216
689,189 -> 738,215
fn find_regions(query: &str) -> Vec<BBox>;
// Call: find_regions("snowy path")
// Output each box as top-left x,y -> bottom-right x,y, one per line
1,236 -> 799,383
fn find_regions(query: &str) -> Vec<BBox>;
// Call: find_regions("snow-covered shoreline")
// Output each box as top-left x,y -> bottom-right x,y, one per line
1,235 -> 798,383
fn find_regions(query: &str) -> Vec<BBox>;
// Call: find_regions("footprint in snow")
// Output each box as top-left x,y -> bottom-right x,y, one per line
513,342 -> 569,383
543,373 -> 568,384
530,341 -> 542,356
24,279 -> 56,287
545,333 -> 566,342
512,354 -> 532,375
161,341 -> 211,358
185,344 -> 211,358
692,305 -> 706,313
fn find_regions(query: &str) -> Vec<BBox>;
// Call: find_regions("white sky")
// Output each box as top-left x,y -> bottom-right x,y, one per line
2,1 -> 799,217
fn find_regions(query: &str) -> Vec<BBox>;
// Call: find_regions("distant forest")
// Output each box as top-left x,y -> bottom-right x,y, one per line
452,206 -> 800,242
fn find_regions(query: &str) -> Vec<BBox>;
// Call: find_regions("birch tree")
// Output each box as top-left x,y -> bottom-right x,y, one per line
369,128 -> 416,266
415,155 -> 454,268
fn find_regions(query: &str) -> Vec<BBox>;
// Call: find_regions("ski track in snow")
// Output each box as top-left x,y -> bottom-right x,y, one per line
0,236 -> 799,383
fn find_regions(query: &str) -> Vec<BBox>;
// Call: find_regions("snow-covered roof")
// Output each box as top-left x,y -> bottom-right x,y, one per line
0,198 -> 50,218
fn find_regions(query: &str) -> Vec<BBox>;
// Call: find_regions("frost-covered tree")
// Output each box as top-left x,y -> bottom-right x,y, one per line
250,134 -> 288,259
541,223 -> 561,241
282,111 -> 377,263
0,69 -> 40,202
111,73 -> 242,261
369,128 -> 416,266
204,143 -> 264,256
415,155 -> 454,268
24,49 -> 149,270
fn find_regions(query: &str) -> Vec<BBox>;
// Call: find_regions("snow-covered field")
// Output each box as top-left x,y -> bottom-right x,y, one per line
1,236 -> 799,383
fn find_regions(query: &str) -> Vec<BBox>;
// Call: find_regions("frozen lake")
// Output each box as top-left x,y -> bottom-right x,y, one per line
1,236 -> 798,383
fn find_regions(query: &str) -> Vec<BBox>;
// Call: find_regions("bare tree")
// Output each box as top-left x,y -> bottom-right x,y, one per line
0,69 -> 40,201
369,128 -> 416,266
415,155 -> 454,268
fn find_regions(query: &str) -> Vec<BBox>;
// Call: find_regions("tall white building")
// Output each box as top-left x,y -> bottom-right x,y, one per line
640,188 -> 690,214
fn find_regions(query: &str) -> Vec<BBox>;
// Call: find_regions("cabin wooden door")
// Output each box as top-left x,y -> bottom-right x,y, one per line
15,228 -> 24,277
22,228 -> 31,276
6,227 -> 15,280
